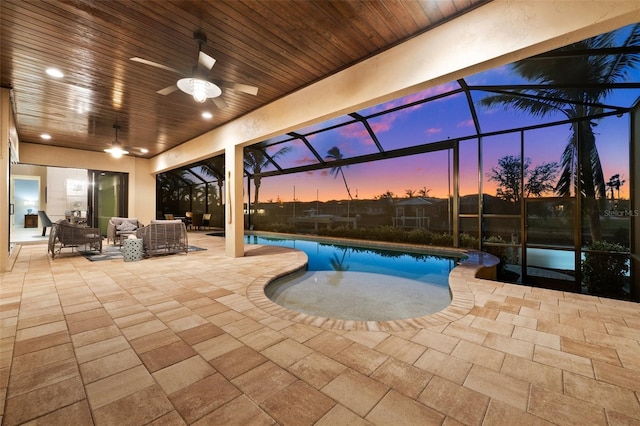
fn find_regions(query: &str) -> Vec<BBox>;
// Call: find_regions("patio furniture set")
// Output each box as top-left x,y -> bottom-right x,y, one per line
46,214 -> 188,259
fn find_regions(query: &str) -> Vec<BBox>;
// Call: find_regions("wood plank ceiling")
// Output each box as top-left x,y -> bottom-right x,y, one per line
0,0 -> 487,158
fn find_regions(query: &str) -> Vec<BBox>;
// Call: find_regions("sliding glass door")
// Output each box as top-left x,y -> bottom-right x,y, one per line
88,171 -> 128,236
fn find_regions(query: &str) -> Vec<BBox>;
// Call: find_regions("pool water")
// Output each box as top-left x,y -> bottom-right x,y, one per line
246,235 -> 462,321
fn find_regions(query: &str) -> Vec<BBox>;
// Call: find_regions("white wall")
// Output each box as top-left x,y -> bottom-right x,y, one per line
45,167 -> 87,222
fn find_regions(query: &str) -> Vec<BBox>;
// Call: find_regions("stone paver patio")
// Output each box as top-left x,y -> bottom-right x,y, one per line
1,232 -> 639,425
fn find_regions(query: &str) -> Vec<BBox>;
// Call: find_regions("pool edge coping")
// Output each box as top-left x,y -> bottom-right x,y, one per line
245,233 -> 498,331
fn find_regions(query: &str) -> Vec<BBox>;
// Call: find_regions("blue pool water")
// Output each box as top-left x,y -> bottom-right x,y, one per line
246,235 -> 462,321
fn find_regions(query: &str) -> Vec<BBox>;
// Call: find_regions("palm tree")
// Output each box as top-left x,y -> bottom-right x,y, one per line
197,156 -> 225,207
405,189 -> 416,198
244,146 -> 291,205
326,146 -> 353,200
377,190 -> 395,200
418,187 -> 431,198
208,156 -> 226,207
479,24 -> 640,242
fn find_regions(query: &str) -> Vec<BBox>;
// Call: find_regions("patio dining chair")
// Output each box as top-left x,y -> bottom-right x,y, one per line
37,210 -> 53,236
202,213 -> 211,230
190,213 -> 204,230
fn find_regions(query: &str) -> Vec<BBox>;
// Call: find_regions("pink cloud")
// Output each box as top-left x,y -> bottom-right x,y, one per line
375,82 -> 462,112
337,117 -> 397,144
326,82 -> 465,145
457,119 -> 475,128
370,119 -> 393,133
339,123 -> 370,139
426,128 -> 442,135
296,155 -> 317,165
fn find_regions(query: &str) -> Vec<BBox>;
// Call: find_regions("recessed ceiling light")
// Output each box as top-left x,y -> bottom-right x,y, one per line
140,148 -> 149,154
41,133 -> 51,140
202,111 -> 213,119
45,68 -> 64,78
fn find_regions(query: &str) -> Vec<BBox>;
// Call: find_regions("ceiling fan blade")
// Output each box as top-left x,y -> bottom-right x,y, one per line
211,96 -> 228,109
217,81 -> 259,96
157,85 -> 178,95
130,57 -> 183,75
198,51 -> 216,72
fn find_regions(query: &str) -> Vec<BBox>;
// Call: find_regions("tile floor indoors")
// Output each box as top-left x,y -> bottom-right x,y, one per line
1,232 -> 640,425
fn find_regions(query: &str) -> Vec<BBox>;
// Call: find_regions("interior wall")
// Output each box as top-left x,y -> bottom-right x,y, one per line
46,167 -> 87,222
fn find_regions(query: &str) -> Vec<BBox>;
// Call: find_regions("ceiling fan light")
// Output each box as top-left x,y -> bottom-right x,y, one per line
108,149 -> 123,159
192,79 -> 208,103
104,140 -> 129,158
177,78 -> 222,102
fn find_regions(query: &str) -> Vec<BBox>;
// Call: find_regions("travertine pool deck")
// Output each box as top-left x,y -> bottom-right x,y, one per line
1,232 -> 639,425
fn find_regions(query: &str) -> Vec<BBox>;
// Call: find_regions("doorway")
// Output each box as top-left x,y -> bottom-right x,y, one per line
11,176 -> 40,227
9,175 -> 42,246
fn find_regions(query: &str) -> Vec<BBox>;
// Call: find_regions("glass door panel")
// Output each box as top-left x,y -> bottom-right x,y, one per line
88,171 -> 128,236
524,197 -> 578,291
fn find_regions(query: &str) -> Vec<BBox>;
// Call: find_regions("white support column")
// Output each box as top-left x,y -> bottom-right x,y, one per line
225,143 -> 245,257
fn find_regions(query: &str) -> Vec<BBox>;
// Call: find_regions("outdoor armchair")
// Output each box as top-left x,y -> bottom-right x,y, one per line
48,220 -> 102,259
136,219 -> 188,256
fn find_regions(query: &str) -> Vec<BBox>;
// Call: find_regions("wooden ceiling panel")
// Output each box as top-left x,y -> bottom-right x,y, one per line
1,0 -> 487,158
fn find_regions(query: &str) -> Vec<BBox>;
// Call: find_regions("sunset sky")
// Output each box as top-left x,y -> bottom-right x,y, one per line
251,28 -> 639,204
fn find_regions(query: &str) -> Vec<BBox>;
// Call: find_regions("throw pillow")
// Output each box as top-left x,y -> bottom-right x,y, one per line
117,221 -> 137,232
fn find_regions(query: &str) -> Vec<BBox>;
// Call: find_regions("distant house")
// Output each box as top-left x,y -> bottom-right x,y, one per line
393,197 -> 434,229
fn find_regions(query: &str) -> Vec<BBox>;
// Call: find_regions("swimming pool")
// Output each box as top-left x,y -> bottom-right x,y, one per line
245,234 -> 463,321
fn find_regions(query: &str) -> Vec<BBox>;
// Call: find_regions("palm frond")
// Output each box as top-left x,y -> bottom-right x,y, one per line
600,24 -> 640,77
479,92 -> 565,118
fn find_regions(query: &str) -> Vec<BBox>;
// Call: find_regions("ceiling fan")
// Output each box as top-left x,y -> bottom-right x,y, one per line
103,123 -> 149,158
130,30 -> 258,108
104,124 -> 129,158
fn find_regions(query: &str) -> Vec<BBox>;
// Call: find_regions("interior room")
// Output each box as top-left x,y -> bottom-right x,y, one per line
1,1 -> 640,425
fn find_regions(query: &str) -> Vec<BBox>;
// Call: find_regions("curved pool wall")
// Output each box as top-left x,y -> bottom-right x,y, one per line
251,235 -> 459,321
245,232 -> 499,331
